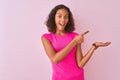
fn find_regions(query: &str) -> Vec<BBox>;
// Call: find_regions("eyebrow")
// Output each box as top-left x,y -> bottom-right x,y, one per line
56,12 -> 63,14
56,13 -> 68,16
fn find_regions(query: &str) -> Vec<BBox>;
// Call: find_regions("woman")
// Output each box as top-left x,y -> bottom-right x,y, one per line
41,4 -> 111,80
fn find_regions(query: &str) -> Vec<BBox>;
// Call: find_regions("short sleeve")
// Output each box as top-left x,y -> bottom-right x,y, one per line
42,33 -> 52,41
71,32 -> 79,38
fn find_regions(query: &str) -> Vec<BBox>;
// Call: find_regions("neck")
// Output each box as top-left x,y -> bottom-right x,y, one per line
55,31 -> 66,36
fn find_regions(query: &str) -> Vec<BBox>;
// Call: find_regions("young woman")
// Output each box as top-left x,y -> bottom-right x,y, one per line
41,4 -> 111,80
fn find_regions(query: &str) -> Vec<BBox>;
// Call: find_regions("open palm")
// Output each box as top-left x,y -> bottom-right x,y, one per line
94,42 -> 111,47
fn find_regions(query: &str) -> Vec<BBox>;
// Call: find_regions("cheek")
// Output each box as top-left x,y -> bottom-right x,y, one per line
55,17 -> 59,23
65,19 -> 69,24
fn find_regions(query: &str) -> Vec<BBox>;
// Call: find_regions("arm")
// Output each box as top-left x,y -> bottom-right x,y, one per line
41,36 -> 77,64
76,42 -> 111,68
76,45 -> 96,68
76,44 -> 83,66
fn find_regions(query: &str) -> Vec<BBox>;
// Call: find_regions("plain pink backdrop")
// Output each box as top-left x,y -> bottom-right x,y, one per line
1,0 -> 119,80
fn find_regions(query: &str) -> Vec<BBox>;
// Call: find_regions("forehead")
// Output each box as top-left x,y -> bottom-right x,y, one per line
56,8 -> 69,15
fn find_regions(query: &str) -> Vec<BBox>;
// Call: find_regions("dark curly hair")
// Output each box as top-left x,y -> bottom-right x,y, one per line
46,4 -> 75,33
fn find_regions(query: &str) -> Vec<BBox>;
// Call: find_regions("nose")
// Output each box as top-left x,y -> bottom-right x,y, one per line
61,17 -> 65,22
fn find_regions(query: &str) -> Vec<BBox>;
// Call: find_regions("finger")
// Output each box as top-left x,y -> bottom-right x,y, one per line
101,42 -> 111,46
105,42 -> 111,45
107,42 -> 111,44
81,31 -> 90,36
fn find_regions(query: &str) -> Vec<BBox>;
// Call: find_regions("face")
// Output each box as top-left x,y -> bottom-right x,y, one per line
55,8 -> 69,32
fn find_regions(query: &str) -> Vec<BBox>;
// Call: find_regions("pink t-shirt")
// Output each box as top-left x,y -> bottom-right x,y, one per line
42,32 -> 84,80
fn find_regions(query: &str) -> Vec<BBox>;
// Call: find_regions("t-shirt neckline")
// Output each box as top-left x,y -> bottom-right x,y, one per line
51,32 -> 69,37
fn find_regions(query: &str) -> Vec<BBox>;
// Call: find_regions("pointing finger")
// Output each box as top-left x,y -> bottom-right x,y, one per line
81,31 -> 89,36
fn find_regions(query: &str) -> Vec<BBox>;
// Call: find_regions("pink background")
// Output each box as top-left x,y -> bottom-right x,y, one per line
1,0 -> 119,80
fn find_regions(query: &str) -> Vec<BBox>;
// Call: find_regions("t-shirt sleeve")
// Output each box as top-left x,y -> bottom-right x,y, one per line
42,33 -> 52,41
71,32 -> 79,38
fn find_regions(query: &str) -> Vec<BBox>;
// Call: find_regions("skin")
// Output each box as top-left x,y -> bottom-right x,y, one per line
55,8 -> 69,35
41,8 -> 111,68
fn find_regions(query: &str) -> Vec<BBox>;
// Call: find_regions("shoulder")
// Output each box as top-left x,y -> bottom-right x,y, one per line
41,32 -> 53,41
67,32 -> 79,39
68,31 -> 79,36
42,32 -> 52,37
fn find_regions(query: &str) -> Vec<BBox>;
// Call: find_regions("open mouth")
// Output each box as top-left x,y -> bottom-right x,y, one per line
59,23 -> 66,27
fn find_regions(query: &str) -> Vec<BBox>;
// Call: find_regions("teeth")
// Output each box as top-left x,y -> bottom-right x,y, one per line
60,23 -> 65,26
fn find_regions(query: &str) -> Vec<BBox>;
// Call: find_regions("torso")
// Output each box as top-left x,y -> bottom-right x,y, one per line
43,32 -> 84,80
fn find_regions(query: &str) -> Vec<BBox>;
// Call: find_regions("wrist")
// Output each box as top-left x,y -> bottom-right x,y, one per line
72,39 -> 77,46
73,38 -> 78,45
92,43 -> 98,50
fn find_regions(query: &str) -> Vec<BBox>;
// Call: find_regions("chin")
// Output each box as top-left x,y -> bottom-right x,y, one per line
60,28 -> 65,31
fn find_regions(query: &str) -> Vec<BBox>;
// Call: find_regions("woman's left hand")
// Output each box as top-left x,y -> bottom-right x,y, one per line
94,42 -> 111,47
93,42 -> 111,49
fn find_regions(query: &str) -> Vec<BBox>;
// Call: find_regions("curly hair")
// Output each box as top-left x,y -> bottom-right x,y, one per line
46,4 -> 75,33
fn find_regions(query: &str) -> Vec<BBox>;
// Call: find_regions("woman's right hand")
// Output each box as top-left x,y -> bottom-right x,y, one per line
74,31 -> 89,44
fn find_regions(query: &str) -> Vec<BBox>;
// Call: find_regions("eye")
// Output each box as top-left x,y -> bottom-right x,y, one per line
64,15 -> 69,19
58,15 -> 62,18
